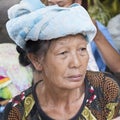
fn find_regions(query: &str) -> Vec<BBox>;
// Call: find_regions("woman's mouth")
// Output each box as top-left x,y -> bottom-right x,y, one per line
67,74 -> 83,82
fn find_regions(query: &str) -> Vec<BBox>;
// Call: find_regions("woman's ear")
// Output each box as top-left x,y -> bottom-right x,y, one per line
27,53 -> 43,71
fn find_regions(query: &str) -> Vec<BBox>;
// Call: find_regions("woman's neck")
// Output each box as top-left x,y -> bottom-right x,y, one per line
36,81 -> 85,119
36,81 -> 85,107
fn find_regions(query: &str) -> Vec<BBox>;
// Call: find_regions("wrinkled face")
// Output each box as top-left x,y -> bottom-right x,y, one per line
48,0 -> 73,7
41,34 -> 89,89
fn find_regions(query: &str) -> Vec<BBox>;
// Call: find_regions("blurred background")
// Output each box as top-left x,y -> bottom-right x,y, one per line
0,0 -> 19,43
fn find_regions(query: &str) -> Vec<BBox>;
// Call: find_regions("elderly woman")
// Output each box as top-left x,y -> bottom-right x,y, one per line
4,0 -> 120,120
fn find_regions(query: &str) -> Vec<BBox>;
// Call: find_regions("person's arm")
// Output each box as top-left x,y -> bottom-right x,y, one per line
93,21 -> 120,73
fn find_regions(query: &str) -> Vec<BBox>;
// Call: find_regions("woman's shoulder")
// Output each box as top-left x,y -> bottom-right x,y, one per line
86,70 -> 119,85
86,70 -> 120,100
3,86 -> 35,120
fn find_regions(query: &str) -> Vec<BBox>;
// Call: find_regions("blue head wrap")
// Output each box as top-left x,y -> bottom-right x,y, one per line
6,0 -> 96,49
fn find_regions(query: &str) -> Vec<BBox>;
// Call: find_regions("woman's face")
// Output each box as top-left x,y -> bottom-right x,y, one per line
41,34 -> 89,90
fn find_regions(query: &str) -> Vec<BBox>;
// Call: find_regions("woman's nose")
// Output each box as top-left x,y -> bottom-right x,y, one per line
69,53 -> 82,68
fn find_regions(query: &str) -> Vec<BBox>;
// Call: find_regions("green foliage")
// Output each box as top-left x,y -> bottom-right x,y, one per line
88,0 -> 120,26
102,0 -> 120,17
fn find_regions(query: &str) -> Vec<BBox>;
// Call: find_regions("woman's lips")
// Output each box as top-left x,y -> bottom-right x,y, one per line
67,74 -> 83,82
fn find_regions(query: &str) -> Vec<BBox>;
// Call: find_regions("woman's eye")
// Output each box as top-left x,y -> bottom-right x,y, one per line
81,48 -> 86,51
79,48 -> 87,55
59,51 -> 68,55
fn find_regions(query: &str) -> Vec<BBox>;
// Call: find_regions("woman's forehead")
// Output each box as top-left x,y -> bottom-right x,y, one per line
51,34 -> 87,46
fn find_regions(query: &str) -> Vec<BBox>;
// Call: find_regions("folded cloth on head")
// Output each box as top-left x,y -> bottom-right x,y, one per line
6,0 -> 96,49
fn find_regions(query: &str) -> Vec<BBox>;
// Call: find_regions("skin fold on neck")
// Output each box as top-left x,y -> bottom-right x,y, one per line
36,80 -> 85,119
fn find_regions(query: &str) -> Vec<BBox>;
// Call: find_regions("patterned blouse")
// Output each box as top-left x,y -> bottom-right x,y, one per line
3,71 -> 120,120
